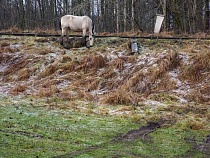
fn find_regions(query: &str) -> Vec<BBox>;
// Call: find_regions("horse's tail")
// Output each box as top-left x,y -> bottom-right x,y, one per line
59,21 -> 62,30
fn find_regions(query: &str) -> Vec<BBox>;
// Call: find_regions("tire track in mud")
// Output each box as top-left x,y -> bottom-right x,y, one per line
53,120 -> 210,158
53,121 -> 162,158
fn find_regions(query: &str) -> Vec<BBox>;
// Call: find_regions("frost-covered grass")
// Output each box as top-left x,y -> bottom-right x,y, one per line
0,96 -> 209,157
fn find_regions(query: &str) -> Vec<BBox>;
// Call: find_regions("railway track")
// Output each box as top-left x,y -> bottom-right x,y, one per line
0,32 -> 210,40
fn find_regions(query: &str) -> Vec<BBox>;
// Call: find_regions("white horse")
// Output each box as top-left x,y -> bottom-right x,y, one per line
61,15 -> 94,47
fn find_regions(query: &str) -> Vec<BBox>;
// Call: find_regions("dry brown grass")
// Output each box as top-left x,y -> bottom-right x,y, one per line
150,51 -> 180,81
101,89 -> 132,105
17,68 -> 31,81
3,57 -> 30,82
59,60 -> 79,74
98,49 -> 183,105
1,42 -> 10,47
0,35 -> 209,106
185,90 -> 209,103
36,48 -> 54,55
100,87 -> 142,105
153,74 -> 178,92
181,49 -> 210,82
75,55 -> 107,72
109,58 -> 124,71
58,92 -> 73,101
37,85 -> 58,98
10,84 -> 27,95
0,46 -> 20,54
149,93 -> 179,103
87,79 -> 100,91
61,55 -> 72,63
38,63 -> 58,79
9,26 -> 22,33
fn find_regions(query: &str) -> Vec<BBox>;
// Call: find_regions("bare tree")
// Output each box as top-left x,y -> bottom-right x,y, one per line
0,0 -> 209,34
205,0 -> 210,32
131,0 -> 135,32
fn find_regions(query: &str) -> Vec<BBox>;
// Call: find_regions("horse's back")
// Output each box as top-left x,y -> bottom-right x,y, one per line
61,15 -> 92,31
61,15 -> 91,23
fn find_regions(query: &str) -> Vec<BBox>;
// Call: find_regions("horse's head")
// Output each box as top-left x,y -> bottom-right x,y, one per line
89,22 -> 95,47
89,35 -> 94,47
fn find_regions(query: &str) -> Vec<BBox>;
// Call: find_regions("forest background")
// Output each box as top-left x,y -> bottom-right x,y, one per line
0,0 -> 209,34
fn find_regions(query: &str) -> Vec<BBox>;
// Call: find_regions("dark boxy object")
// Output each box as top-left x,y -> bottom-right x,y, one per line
59,36 -> 86,49
131,38 -> 139,55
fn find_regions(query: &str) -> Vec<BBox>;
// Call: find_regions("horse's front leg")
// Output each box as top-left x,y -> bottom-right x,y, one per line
82,29 -> 88,48
60,28 -> 66,45
62,27 -> 69,40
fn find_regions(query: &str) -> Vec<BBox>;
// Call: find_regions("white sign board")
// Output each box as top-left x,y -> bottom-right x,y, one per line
154,14 -> 164,34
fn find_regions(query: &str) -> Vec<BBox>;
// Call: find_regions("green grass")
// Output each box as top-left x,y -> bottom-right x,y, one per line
0,96 -> 209,157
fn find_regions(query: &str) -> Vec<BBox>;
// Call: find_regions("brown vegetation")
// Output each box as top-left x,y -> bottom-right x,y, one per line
0,36 -> 209,106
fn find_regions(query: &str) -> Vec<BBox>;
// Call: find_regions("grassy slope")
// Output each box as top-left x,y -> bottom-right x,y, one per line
0,96 -> 209,158
0,36 -> 210,157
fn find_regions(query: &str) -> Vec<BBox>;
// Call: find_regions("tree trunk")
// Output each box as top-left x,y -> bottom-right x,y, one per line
116,0 -> 119,33
131,0 -> 135,32
163,0 -> 166,31
101,0 -> 105,32
205,0 -> 210,31
123,0 -> 127,32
